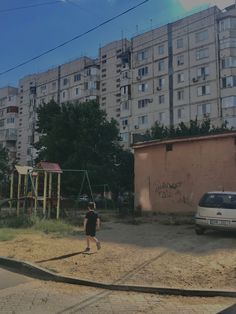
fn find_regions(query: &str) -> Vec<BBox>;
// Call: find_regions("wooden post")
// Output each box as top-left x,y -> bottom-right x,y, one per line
48,172 -> 52,218
10,173 -> 14,209
17,174 -> 21,216
56,173 -> 61,219
23,174 -> 28,211
34,174 -> 38,215
43,171 -> 47,217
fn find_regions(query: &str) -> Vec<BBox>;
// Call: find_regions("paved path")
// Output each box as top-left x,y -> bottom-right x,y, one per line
0,268 -> 235,313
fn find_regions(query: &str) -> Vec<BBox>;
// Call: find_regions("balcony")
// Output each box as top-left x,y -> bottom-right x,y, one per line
5,129 -> 17,141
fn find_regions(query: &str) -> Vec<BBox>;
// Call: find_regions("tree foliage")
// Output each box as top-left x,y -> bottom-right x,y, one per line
150,118 -> 231,140
0,147 -> 9,183
35,100 -> 133,196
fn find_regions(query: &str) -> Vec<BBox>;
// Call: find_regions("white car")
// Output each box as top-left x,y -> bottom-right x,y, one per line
195,191 -> 236,235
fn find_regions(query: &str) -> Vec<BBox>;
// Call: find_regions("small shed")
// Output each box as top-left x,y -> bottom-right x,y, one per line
133,132 -> 236,214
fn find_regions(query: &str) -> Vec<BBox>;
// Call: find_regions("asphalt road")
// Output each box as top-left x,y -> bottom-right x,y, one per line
0,267 -> 235,313
0,267 -> 32,290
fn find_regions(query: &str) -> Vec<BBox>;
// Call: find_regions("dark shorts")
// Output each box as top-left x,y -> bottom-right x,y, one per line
86,227 -> 96,237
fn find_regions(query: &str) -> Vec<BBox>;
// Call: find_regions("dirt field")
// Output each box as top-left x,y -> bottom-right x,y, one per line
0,220 -> 236,290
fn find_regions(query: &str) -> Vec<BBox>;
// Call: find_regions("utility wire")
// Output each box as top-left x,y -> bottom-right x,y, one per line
0,1 -> 63,13
0,0 -> 149,76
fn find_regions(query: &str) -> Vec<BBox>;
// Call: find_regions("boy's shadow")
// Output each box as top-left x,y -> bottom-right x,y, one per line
36,250 -> 97,263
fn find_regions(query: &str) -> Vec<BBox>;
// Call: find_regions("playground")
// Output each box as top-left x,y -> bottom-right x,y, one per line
0,161 -> 117,219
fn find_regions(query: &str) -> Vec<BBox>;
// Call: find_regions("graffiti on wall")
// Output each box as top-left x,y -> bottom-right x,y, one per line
154,181 -> 182,199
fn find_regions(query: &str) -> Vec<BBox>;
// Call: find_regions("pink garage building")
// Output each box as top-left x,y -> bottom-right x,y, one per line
133,132 -> 236,214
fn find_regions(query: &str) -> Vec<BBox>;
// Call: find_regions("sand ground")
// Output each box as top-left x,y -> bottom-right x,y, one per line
0,220 -> 236,290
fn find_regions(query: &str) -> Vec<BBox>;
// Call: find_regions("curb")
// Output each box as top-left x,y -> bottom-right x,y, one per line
1,257 -> 236,298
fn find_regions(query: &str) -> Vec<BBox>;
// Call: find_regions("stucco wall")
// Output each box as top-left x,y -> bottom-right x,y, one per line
134,133 -> 236,213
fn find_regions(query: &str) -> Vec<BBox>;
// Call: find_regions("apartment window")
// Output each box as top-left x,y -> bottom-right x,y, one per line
196,48 -> 209,60
102,60 -> 107,64
222,76 -> 236,88
220,38 -> 236,49
138,99 -> 149,108
120,132 -> 129,142
138,83 -> 148,92
0,120 -> 4,127
75,87 -> 80,95
52,82 -> 56,90
158,45 -> 164,54
120,119 -> 128,127
197,66 -> 209,77
222,57 -> 236,68
177,73 -> 184,83
121,86 -> 129,95
177,108 -> 184,119
222,96 -> 236,108
102,74 -> 106,78
177,90 -> 184,100
102,88 -> 106,92
138,115 -> 148,125
63,78 -> 68,85
195,30 -> 208,42
40,85 -> 46,92
74,74 -> 81,82
159,95 -> 165,104
158,77 -> 165,88
197,85 -> 210,96
198,103 -> 211,116
122,101 -> 129,110
102,54 -> 107,59
62,91 -> 66,98
138,66 -> 148,77
219,17 -> 236,32
158,60 -> 165,71
137,50 -> 148,61
7,117 -> 15,124
177,38 -> 183,49
177,55 -> 184,66
122,71 -> 129,79
7,106 -> 18,113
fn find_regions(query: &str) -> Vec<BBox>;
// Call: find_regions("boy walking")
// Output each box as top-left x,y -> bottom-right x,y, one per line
84,202 -> 101,252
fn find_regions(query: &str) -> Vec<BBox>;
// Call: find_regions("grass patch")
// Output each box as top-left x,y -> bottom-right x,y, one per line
32,218 -> 75,234
0,228 -> 19,241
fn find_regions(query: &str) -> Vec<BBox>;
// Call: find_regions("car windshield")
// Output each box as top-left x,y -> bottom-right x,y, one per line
199,193 -> 236,209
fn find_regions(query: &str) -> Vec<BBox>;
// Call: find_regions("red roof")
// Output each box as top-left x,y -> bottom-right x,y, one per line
37,162 -> 62,173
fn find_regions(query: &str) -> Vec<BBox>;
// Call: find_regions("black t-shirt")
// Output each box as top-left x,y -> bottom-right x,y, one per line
85,210 -> 98,229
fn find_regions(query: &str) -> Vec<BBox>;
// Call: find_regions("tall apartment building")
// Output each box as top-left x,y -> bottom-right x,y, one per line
3,4 -> 236,165
0,86 -> 18,164
17,57 -> 100,165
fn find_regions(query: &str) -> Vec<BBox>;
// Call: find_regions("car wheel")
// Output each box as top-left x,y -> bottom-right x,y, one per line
195,225 -> 205,235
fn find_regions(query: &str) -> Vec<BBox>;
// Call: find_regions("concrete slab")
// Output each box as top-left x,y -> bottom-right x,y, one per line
0,267 -> 32,290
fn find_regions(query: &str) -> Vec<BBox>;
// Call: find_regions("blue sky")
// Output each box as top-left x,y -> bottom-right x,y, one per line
0,0 -> 233,88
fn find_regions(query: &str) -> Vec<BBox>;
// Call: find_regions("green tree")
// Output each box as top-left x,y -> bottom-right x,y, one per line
35,100 -> 133,196
0,147 -> 10,198
150,118 -> 231,140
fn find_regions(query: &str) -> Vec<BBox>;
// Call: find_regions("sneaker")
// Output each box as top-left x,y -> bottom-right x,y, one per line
96,242 -> 101,250
84,247 -> 90,252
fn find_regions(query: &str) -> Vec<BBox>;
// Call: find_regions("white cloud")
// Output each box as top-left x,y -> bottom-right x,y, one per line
179,0 -> 234,10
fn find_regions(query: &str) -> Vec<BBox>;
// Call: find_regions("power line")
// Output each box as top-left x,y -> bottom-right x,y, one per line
0,0 -> 149,77
0,1 -> 63,13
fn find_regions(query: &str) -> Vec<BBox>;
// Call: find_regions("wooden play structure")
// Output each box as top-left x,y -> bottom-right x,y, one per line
9,162 -> 62,219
